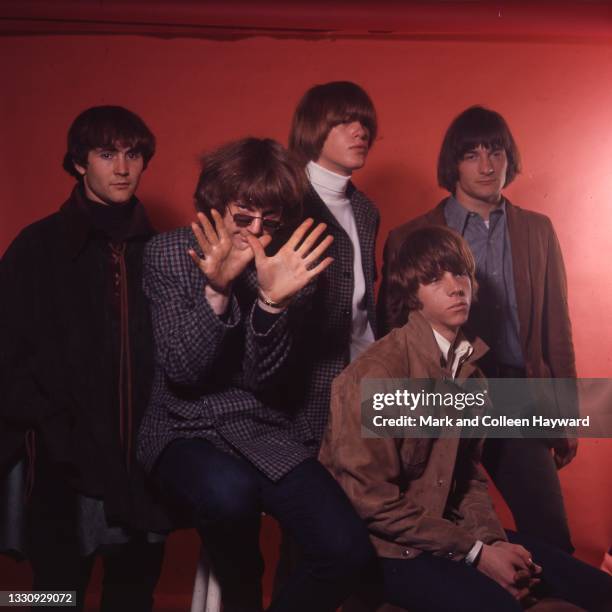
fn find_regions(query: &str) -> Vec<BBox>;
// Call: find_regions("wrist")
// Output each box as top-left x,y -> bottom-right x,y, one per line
205,284 -> 230,315
258,289 -> 290,311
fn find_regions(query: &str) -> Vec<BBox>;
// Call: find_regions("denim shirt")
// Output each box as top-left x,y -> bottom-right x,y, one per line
444,196 -> 524,368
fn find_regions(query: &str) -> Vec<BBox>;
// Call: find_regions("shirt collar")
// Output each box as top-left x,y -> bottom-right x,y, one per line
306,161 -> 351,197
445,195 -> 506,232
432,327 -> 474,379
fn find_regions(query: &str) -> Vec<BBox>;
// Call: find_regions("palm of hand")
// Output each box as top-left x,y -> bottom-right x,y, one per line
250,218 -> 334,304
188,210 -> 257,294
203,239 -> 253,293
256,244 -> 310,300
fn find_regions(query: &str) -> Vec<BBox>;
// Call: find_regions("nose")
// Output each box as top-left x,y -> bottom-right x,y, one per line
479,152 -> 494,175
247,217 -> 263,237
114,154 -> 128,176
350,121 -> 369,142
444,273 -> 465,296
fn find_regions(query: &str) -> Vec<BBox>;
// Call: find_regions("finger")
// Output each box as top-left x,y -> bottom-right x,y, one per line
285,218 -> 315,250
245,233 -> 267,262
513,587 -> 532,602
530,561 -> 542,575
510,545 -> 533,567
196,211 -> 220,245
258,234 -> 273,250
305,256 -> 335,279
296,222 -> 328,255
191,222 -> 212,255
187,248 -> 205,270
303,235 -> 334,266
553,447 -> 566,469
209,209 -> 231,242
513,568 -> 531,585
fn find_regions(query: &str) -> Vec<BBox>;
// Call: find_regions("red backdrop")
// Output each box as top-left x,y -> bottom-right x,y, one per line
1,1 -> 611,608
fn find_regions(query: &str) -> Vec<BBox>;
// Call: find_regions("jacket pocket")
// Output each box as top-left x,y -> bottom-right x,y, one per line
399,438 -> 432,479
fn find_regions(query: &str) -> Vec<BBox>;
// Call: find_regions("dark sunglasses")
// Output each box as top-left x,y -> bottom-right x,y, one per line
229,206 -> 283,231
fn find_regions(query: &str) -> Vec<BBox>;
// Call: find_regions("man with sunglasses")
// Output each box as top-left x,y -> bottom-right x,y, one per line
138,137 -> 373,612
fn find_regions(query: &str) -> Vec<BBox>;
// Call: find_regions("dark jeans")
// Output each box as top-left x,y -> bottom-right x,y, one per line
156,438 -> 373,612
379,531 -> 612,612
482,438 -> 574,553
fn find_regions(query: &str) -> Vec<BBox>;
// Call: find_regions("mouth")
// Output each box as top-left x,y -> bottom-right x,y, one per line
477,179 -> 497,185
350,145 -> 368,152
448,302 -> 469,311
111,182 -> 131,188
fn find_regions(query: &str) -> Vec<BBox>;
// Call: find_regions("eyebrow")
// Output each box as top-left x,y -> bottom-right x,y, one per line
95,145 -> 140,153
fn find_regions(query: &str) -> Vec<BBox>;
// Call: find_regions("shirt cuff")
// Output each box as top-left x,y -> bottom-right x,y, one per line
465,540 -> 484,566
252,301 -> 283,334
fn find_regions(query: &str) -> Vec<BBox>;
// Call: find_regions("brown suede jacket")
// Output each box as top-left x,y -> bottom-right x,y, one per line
319,311 -> 507,561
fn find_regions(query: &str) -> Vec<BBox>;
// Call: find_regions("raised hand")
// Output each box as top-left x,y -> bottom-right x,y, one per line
188,209 -> 271,294
247,218 -> 334,308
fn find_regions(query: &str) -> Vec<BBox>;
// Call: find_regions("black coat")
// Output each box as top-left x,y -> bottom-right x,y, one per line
0,187 -> 170,532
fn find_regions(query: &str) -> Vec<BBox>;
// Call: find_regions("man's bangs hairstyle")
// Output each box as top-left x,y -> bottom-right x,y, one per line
385,226 -> 477,330
289,81 -> 378,165
63,105 -> 155,178
194,138 -> 307,227
437,105 -> 521,193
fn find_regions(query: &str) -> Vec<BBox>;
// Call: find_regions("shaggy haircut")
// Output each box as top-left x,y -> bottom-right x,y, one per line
194,138 -> 307,227
437,105 -> 521,192
289,81 -> 377,165
63,105 -> 155,178
385,225 -> 477,330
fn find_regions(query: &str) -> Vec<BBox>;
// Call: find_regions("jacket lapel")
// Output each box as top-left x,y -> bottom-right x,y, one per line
426,199 -> 448,225
303,186 -> 342,230
505,200 -> 532,355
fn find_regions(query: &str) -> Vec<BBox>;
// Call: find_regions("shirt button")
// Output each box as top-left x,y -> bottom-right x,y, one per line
343,309 -> 351,317
437,479 -> 444,486
403,550 -> 411,557
447,552 -> 455,559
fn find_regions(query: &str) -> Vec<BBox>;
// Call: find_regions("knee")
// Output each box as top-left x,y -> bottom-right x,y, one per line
313,522 -> 374,582
194,464 -> 260,523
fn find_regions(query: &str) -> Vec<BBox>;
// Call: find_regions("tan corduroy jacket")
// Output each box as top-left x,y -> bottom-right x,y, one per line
319,311 -> 507,561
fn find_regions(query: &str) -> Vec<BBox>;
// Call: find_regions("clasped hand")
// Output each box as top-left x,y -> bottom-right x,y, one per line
477,541 -> 542,602
188,209 -> 334,309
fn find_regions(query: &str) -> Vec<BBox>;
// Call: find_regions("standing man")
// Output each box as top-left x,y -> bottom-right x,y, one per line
273,80 -> 381,590
378,105 -> 576,553
0,106 -> 169,610
287,80 -> 380,444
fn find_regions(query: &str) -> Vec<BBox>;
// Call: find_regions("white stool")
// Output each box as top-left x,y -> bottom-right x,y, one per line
190,547 -> 222,612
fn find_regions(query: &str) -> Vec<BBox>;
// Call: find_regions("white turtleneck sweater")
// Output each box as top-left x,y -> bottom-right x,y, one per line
307,161 -> 375,361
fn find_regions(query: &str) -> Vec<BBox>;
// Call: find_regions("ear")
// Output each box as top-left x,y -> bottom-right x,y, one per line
73,160 -> 87,177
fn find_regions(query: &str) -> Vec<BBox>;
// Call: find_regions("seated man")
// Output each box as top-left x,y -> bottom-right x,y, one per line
320,226 -> 612,612
137,138 -> 373,612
